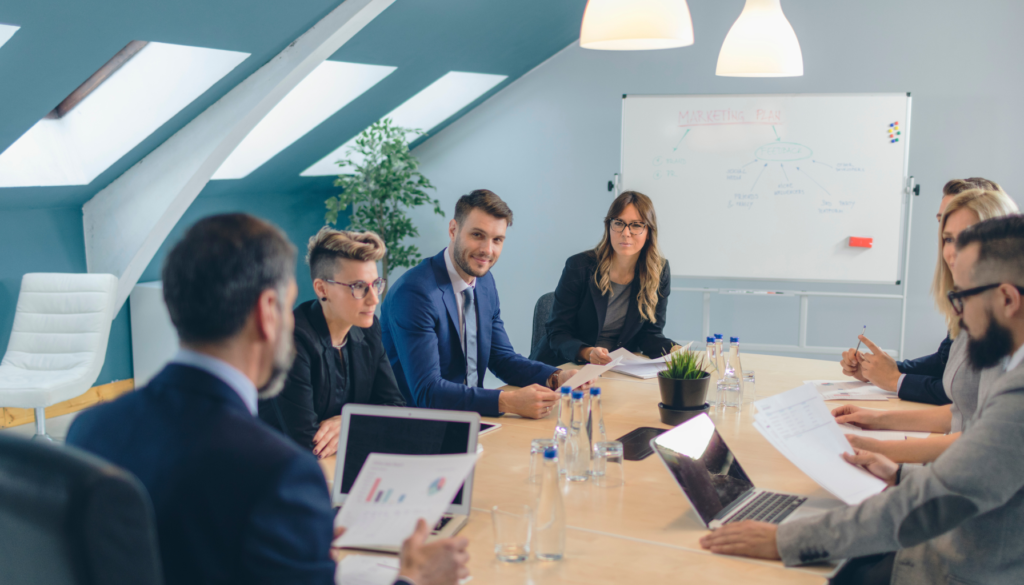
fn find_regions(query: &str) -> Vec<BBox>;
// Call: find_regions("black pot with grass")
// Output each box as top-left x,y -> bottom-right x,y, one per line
657,349 -> 711,425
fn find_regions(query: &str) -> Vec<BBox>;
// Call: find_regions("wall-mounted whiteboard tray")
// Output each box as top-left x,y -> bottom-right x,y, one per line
621,93 -> 911,284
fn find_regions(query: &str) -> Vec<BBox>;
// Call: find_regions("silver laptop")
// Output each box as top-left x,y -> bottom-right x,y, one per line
651,413 -> 845,529
332,404 -> 480,551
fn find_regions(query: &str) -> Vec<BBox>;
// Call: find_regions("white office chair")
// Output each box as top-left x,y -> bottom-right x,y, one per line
0,273 -> 119,440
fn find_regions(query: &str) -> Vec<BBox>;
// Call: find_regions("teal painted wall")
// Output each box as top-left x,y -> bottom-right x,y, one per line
0,188 -> 343,387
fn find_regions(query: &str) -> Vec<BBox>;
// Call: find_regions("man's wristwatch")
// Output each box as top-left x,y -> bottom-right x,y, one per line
546,369 -> 563,390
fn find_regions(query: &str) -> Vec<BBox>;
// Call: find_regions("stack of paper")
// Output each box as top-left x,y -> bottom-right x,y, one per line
333,452 -> 478,550
607,343 -> 692,379
753,384 -> 887,505
805,380 -> 898,401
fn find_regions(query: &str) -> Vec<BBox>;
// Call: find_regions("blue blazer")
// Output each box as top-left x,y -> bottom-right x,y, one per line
381,249 -> 557,416
67,364 -> 336,585
896,335 -> 954,406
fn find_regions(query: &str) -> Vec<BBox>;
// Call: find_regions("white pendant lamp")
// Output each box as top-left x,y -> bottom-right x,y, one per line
580,0 -> 694,51
716,0 -> 803,77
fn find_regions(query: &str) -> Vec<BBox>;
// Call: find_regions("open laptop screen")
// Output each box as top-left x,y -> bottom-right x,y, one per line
341,414 -> 471,505
652,413 -> 754,525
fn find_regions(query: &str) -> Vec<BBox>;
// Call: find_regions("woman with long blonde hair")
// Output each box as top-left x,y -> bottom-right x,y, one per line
531,191 -> 679,366
834,184 -> 1018,464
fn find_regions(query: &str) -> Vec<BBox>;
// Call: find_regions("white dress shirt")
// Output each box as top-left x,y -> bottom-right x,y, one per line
1005,341 -> 1024,372
443,246 -> 477,345
171,348 -> 259,415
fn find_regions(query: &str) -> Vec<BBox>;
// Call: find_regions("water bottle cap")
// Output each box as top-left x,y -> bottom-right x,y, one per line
590,387 -> 601,395
571,390 -> 583,399
544,446 -> 557,459
706,336 -> 714,342
730,336 -> 739,343
714,333 -> 723,339
560,386 -> 571,394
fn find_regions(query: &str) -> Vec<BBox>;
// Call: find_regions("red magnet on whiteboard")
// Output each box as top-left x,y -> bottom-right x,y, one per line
849,237 -> 873,248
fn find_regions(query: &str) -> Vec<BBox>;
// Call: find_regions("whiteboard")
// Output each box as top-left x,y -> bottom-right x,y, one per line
621,93 -> 911,284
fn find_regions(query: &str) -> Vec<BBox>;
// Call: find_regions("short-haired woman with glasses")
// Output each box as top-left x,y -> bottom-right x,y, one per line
832,185 -> 1018,464
259,227 -> 404,458
531,190 -> 680,366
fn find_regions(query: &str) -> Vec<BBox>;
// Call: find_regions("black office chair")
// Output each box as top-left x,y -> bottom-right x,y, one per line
0,434 -> 163,585
531,292 -> 556,355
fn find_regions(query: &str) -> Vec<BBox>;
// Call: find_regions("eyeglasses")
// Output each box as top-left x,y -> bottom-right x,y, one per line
610,219 -> 647,236
947,283 -> 1024,315
325,278 -> 386,300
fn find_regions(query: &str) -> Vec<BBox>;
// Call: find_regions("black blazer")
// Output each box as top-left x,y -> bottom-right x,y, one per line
68,364 -> 336,584
260,300 -> 405,450
896,335 -> 954,405
531,251 -> 675,366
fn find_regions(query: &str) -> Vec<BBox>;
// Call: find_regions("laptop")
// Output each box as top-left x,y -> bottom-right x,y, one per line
332,404 -> 480,550
651,413 -> 845,529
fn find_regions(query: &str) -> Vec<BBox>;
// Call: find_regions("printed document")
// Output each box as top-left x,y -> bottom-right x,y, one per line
838,423 -> 931,441
805,380 -> 898,401
608,342 -> 692,379
561,356 -> 623,389
754,384 -> 887,504
333,453 -> 478,549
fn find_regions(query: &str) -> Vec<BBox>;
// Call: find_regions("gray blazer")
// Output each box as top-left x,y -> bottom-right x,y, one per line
776,361 -> 1024,585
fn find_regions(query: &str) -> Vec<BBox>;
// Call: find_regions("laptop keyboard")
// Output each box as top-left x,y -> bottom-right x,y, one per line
726,492 -> 807,525
432,516 -> 452,533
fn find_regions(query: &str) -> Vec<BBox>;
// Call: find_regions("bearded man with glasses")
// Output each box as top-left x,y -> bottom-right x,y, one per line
260,227 -> 405,459
700,214 -> 1024,585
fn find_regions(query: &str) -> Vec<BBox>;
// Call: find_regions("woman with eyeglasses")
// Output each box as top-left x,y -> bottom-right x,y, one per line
833,185 -> 1018,464
531,190 -> 680,367
259,227 -> 404,458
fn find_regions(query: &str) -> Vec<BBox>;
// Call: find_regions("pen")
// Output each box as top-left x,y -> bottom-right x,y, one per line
854,325 -> 866,355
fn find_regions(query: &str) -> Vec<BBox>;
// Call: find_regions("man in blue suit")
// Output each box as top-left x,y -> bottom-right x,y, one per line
381,190 -> 579,418
67,214 -> 468,585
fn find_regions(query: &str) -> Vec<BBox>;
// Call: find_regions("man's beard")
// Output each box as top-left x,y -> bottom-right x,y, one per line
453,236 -> 492,278
257,329 -> 296,400
964,309 -> 1014,369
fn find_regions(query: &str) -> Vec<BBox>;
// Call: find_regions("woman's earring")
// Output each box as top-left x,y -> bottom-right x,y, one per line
321,297 -> 327,301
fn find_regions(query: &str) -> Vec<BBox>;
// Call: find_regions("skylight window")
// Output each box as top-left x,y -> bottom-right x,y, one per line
212,61 -> 395,180
0,41 -> 249,187
301,71 -> 507,177
0,24 -> 18,51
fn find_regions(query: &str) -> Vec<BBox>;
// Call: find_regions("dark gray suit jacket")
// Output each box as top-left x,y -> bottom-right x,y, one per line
777,360 -> 1024,584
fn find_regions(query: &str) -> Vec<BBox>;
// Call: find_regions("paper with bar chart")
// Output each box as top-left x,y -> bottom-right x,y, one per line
333,452 -> 479,549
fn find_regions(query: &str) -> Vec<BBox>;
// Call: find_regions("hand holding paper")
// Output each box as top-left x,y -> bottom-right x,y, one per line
561,356 -> 623,390
754,384 -> 887,504
334,453 -> 478,549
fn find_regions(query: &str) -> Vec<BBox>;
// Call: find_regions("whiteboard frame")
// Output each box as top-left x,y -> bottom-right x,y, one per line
620,92 -> 913,285
619,92 -> 915,358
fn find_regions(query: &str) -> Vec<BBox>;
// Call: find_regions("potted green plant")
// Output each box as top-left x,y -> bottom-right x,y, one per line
657,349 -> 711,409
325,118 -> 444,298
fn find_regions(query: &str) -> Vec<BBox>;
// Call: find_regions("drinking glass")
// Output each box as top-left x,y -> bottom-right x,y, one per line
592,441 -> 625,488
492,504 -> 532,562
529,439 -> 556,484
716,378 -> 742,409
742,370 -> 757,403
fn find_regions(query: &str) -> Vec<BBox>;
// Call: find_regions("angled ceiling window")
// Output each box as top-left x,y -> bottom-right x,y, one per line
212,61 -> 395,180
301,71 -> 507,177
0,23 -> 19,51
0,41 -> 249,188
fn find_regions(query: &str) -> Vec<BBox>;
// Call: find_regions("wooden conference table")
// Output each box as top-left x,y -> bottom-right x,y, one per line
321,353 -> 933,584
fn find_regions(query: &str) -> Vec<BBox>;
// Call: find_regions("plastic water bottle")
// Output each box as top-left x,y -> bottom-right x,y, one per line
714,334 -> 726,379
729,337 -> 752,403
705,336 -> 718,384
588,387 -> 608,476
718,338 -> 743,409
553,386 -> 571,475
534,446 -> 565,560
566,390 -> 590,482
